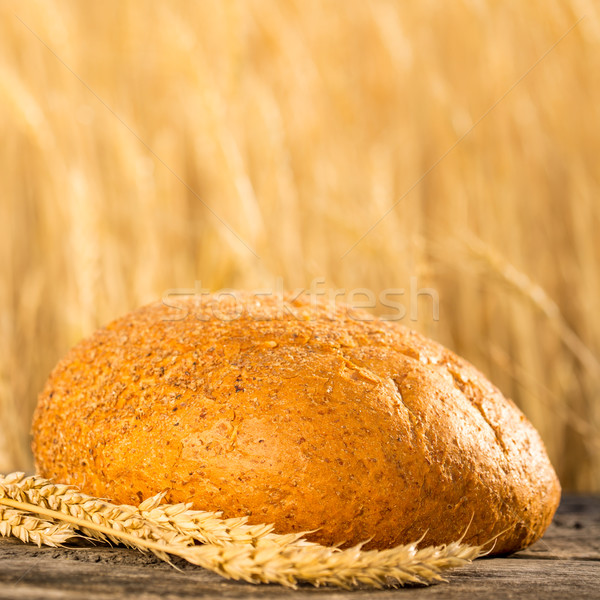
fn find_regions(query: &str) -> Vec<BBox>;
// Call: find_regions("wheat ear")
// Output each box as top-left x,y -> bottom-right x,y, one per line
0,505 -> 75,547
1,473 -> 310,549
0,473 -> 191,554
0,491 -> 481,588
138,492 -> 314,548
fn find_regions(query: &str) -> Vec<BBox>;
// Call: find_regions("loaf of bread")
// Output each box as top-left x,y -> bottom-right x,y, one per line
32,293 -> 560,553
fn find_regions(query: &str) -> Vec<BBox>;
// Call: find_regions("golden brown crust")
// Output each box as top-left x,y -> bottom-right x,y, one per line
31,293 -> 561,552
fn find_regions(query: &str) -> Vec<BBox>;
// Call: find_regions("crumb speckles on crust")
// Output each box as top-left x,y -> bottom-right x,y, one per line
31,293 -> 561,553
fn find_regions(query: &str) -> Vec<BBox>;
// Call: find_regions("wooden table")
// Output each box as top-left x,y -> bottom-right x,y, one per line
1,495 -> 598,599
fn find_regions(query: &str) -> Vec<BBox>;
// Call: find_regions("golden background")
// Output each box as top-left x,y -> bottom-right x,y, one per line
1,0 -> 598,491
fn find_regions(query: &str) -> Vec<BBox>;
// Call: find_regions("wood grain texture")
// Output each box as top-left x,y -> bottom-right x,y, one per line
0,495 -> 598,600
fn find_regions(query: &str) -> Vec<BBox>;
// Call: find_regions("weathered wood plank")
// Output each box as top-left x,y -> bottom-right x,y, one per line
514,494 -> 600,560
0,495 -> 598,599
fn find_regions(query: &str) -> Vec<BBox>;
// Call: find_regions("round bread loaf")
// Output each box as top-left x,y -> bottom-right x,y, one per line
32,293 -> 560,553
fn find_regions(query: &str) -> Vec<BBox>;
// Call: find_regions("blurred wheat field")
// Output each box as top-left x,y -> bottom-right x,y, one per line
0,0 -> 599,490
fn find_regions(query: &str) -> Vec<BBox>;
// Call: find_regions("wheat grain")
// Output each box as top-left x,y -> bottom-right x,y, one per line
0,473 -> 481,588
0,505 -> 75,547
0,473 -> 188,550
0,473 -> 309,549
138,492 -> 314,548
175,536 -> 481,589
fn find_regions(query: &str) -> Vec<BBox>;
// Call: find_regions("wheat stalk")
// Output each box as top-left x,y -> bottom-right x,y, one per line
0,472 -> 481,588
465,233 -> 600,379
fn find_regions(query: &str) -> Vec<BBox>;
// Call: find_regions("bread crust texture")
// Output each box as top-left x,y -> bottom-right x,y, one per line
32,293 -> 561,553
